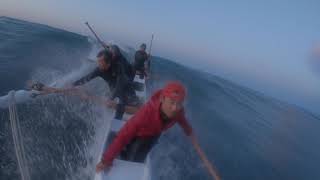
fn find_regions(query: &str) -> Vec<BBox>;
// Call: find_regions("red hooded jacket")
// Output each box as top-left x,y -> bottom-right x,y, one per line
102,90 -> 193,165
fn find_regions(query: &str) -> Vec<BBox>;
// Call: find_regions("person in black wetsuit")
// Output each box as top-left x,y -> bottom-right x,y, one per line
72,49 -> 140,119
134,43 -> 149,79
110,45 -> 135,81
110,45 -> 144,95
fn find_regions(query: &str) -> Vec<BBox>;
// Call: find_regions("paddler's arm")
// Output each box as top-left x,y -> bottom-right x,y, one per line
177,115 -> 221,180
188,133 -> 221,180
96,121 -> 138,172
72,68 -> 100,86
96,104 -> 149,172
28,81 -> 71,97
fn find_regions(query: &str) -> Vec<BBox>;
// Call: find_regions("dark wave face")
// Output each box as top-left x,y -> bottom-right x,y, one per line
0,17 -> 100,180
1,17 -> 320,180
149,57 -> 320,180
0,16 -> 91,95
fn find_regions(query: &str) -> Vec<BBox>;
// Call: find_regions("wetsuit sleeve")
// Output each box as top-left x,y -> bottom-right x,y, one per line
72,68 -> 100,86
101,104 -> 149,166
177,112 -> 193,136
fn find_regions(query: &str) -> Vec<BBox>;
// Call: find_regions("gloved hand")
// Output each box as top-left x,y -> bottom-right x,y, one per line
96,161 -> 111,173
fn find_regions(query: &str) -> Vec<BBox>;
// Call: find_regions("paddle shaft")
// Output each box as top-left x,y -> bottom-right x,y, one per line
85,22 -> 108,50
145,34 -> 154,75
148,34 -> 154,56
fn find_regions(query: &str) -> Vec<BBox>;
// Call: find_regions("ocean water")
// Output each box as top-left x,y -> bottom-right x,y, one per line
1,17 -> 320,180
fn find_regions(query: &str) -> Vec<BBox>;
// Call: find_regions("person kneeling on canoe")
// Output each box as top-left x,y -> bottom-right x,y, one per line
134,43 -> 149,79
96,82 -> 220,180
72,49 -> 141,119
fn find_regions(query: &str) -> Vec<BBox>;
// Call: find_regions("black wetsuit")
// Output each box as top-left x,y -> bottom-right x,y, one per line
115,54 -> 135,82
134,50 -> 148,78
73,59 -> 136,119
73,67 -> 115,89
119,135 -> 159,162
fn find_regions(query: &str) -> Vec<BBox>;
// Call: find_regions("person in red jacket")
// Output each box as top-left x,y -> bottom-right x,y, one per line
96,81 -> 221,180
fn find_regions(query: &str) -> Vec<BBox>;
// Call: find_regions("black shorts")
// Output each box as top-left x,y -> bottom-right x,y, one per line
107,133 -> 160,163
120,136 -> 160,163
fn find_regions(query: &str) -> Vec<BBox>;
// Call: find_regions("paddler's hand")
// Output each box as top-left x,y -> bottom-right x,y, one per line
105,99 -> 117,108
30,93 -> 40,98
96,161 -> 110,173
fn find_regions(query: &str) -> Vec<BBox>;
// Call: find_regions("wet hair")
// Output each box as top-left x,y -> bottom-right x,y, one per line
110,45 -> 121,57
97,49 -> 112,64
140,43 -> 146,50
